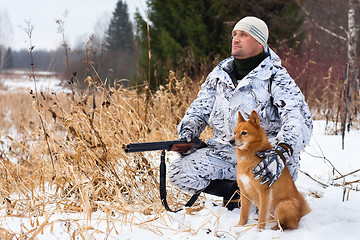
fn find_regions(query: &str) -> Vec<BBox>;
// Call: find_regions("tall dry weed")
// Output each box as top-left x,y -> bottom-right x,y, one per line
0,70 -> 210,238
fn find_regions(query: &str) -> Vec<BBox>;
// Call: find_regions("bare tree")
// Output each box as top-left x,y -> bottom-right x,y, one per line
296,0 -> 359,148
0,9 -> 13,72
93,12 -> 111,48
342,0 -> 359,149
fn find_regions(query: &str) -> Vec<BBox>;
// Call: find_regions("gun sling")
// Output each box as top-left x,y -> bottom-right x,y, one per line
159,150 -> 200,212
124,139 -> 206,212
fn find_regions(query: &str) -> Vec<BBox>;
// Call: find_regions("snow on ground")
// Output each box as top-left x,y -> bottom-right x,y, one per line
0,70 -> 71,93
1,120 -> 360,239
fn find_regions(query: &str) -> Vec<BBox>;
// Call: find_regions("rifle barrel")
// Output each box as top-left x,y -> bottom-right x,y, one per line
124,139 -> 202,153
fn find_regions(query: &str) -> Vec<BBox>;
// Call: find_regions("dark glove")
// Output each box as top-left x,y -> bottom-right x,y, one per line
178,129 -> 193,142
252,143 -> 293,187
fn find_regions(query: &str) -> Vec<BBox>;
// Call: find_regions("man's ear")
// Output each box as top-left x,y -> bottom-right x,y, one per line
238,111 -> 246,123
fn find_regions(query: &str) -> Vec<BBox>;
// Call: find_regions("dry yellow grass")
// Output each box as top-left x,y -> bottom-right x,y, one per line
0,71 -> 214,238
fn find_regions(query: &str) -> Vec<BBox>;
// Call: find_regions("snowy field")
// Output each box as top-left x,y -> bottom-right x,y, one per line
0,72 -> 359,239
0,70 -> 70,93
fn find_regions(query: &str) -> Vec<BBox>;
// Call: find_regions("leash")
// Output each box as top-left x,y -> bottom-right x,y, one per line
159,150 -> 200,212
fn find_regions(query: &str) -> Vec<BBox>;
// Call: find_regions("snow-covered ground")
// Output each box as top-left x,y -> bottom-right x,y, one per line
1,120 -> 359,239
0,70 -> 70,93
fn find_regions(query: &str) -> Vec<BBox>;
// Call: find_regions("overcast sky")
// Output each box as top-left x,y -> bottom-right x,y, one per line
0,0 -> 147,51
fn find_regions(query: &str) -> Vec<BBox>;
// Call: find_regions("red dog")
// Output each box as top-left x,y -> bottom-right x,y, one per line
231,110 -> 311,230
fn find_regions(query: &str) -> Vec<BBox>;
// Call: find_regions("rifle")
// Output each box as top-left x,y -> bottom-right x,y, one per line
124,138 -> 207,212
124,138 -> 207,153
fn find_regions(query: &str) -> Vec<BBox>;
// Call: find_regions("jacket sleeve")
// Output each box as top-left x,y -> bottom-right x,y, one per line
177,71 -> 218,138
271,66 -> 313,156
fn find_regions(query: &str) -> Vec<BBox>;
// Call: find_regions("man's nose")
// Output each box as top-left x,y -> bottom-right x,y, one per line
233,34 -> 241,42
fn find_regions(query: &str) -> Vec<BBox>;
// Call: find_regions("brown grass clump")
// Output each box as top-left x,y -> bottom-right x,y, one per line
0,71 -> 212,238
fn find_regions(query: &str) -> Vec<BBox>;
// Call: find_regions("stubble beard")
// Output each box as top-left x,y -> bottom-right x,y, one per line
232,47 -> 245,59
231,45 -> 241,58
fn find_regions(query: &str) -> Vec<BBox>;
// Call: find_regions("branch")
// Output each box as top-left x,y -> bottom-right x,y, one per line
299,170 -> 329,188
343,179 -> 360,185
333,168 -> 360,180
296,0 -> 347,42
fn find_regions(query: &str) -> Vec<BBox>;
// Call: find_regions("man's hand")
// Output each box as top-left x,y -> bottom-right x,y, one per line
179,129 -> 193,142
252,143 -> 292,186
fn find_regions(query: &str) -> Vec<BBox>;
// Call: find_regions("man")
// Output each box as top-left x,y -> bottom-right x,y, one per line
168,16 -> 313,210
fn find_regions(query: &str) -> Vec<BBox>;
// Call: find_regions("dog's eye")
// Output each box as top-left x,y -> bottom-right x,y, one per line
241,131 -> 247,136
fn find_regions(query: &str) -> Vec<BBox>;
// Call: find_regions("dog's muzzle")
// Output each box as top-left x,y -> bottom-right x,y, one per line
229,139 -> 236,146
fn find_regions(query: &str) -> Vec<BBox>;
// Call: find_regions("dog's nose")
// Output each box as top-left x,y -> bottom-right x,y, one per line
229,139 -> 235,146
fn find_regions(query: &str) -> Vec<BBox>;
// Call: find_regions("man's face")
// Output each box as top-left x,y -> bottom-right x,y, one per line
231,30 -> 263,59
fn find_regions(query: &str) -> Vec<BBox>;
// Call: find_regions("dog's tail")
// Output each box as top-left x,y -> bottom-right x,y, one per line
300,193 -> 311,217
274,199 -> 300,229
274,194 -> 311,230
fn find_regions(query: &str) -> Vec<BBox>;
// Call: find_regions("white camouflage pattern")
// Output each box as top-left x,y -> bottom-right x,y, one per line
168,48 -> 313,194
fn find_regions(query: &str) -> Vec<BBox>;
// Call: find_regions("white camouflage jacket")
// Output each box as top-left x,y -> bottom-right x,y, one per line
178,48 -> 313,180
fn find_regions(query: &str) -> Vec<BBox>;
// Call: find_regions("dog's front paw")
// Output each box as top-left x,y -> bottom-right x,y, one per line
271,224 -> 280,231
256,222 -> 266,230
238,218 -> 248,226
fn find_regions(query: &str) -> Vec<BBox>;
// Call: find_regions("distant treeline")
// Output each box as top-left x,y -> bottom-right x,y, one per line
0,46 -> 68,72
0,0 -> 136,89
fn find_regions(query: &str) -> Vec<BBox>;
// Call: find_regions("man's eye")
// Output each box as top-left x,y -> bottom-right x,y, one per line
241,131 -> 247,135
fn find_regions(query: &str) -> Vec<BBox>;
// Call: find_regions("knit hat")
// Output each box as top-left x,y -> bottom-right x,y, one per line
232,16 -> 268,49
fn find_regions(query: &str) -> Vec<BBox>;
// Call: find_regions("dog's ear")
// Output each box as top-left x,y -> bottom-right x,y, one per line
249,110 -> 260,126
238,111 -> 246,123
